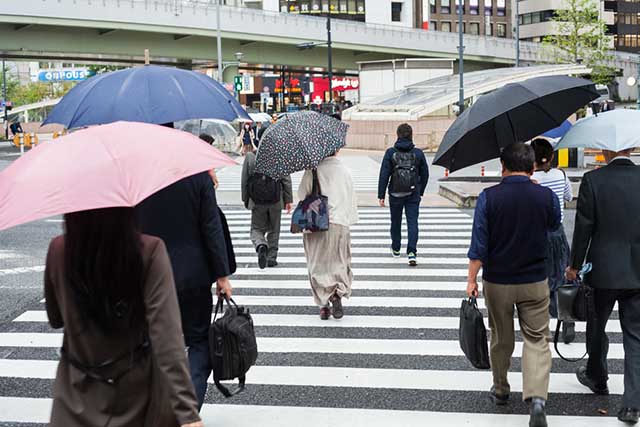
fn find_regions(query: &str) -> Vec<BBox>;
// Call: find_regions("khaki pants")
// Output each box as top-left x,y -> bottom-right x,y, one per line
483,280 -> 552,401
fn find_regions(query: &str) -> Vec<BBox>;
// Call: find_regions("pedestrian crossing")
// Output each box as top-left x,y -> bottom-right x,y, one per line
0,207 -> 627,426
215,155 -> 382,192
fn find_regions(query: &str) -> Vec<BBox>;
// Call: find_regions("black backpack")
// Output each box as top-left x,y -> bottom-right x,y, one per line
209,296 -> 258,397
248,172 -> 281,205
389,150 -> 418,198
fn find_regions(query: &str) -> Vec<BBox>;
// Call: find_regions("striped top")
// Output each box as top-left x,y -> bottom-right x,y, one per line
532,168 -> 573,222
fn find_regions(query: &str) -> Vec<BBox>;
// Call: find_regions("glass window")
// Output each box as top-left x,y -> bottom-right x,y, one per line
485,21 -> 492,35
456,22 -> 466,32
455,0 -> 464,14
496,0 -> 505,16
484,0 -> 492,15
339,0 -> 348,13
469,22 -> 480,34
430,0 -> 436,13
310,0 -> 322,12
391,2 -> 403,21
329,0 -> 338,13
347,0 -> 356,14
299,0 -> 310,12
497,22 -> 506,37
430,21 -> 437,30
356,0 -> 365,14
470,0 -> 479,15
441,21 -> 452,32
441,0 -> 451,14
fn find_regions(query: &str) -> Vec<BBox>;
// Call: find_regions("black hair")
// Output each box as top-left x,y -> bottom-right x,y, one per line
160,122 -> 174,129
397,123 -> 413,140
530,139 -> 554,172
63,208 -> 145,335
500,142 -> 535,174
199,133 -> 215,145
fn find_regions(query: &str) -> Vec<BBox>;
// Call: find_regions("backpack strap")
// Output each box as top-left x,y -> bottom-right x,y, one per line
553,320 -> 587,363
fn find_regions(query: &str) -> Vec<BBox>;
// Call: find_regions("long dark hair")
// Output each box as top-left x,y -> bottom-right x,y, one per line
531,139 -> 554,172
64,207 -> 145,335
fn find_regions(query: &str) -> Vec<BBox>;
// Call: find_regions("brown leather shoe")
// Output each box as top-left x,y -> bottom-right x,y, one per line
330,295 -> 344,319
320,306 -> 330,320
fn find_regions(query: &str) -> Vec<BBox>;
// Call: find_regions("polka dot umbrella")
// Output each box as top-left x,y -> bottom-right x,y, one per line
254,111 -> 349,179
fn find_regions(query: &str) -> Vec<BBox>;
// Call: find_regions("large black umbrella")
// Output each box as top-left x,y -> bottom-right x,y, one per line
434,76 -> 599,172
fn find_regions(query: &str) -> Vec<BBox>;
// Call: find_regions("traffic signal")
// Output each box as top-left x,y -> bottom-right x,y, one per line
234,75 -> 243,92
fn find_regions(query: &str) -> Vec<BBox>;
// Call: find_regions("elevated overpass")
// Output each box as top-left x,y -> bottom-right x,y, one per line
0,0 -> 561,72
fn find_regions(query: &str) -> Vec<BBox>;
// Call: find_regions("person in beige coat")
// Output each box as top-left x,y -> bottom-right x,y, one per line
298,152 -> 359,320
44,207 -> 202,427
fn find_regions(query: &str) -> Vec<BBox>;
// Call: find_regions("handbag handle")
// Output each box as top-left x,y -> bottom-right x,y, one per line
214,374 -> 246,398
553,320 -> 588,363
213,294 -> 238,321
311,169 -> 321,196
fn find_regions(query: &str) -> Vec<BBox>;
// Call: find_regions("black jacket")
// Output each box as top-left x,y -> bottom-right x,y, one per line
378,138 -> 429,201
136,172 -> 231,291
570,158 -> 640,289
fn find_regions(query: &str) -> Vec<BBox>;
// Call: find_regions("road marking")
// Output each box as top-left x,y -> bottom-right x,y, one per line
233,239 -> 471,246
231,231 -> 472,239
233,247 -> 470,255
233,256 -> 469,265
0,360 -> 625,394
228,224 -> 473,232
0,398 -> 626,426
233,268 -> 469,278
0,266 -> 45,276
13,311 -> 623,333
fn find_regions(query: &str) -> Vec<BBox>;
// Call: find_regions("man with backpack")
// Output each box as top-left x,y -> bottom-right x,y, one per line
241,141 -> 293,269
378,123 -> 429,266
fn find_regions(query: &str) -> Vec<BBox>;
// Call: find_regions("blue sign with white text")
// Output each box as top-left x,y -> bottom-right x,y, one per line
38,69 -> 93,82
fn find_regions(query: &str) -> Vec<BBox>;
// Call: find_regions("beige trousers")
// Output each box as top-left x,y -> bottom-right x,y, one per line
483,279 -> 552,401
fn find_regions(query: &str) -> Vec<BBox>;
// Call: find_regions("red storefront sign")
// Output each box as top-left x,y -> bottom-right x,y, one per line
311,77 -> 359,103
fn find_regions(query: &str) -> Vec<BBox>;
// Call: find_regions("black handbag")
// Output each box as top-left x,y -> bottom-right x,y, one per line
553,266 -> 595,362
459,297 -> 491,370
209,296 -> 258,397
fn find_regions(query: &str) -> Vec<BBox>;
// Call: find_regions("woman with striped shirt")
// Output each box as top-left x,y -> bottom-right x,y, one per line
531,139 -> 575,344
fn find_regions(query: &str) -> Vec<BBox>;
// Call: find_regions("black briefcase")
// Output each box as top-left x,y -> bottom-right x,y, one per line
459,297 -> 491,370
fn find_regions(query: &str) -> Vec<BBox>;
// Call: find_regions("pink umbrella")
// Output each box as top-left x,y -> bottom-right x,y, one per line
0,121 -> 236,231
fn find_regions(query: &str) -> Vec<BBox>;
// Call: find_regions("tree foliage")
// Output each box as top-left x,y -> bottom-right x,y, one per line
543,0 -> 616,85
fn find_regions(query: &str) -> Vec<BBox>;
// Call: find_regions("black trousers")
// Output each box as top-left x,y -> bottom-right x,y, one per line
178,286 -> 214,410
586,288 -> 640,409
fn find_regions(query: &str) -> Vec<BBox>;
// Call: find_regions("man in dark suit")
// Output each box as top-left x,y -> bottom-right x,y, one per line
567,149 -> 640,425
136,170 -> 232,410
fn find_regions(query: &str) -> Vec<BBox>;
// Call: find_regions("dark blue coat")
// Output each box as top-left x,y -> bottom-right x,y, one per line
136,172 -> 231,291
378,138 -> 429,201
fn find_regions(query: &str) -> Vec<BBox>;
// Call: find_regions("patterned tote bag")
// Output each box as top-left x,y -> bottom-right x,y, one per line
290,169 -> 329,234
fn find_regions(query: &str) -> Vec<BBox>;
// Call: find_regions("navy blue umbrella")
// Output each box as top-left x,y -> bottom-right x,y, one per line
542,120 -> 572,139
43,66 -> 250,128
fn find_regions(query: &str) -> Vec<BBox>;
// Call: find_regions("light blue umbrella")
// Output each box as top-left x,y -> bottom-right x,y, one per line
556,109 -> 640,151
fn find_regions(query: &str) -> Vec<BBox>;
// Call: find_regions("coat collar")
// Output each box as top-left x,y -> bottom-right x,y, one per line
609,157 -> 635,167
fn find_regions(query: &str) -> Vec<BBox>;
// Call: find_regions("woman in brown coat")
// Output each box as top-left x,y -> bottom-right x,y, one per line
44,207 -> 203,427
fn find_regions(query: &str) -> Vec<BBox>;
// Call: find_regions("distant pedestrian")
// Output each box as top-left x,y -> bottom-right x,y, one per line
240,122 -> 255,154
199,133 -> 219,189
566,148 -> 640,425
531,139 -> 575,343
378,123 -> 429,266
241,140 -> 293,268
298,151 -> 358,320
9,121 -> 23,136
136,155 -> 233,410
467,143 -> 560,427
44,207 -> 202,427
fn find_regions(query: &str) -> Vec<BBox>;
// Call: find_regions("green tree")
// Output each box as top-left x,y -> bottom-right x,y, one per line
543,0 -> 616,85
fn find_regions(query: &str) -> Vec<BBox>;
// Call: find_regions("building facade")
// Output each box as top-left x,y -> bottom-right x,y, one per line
426,0 -> 512,37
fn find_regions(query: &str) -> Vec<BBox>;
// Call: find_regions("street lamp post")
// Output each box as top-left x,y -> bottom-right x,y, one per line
327,13 -> 333,104
515,0 -> 520,67
458,0 -> 465,114
216,0 -> 223,82
2,59 -> 7,140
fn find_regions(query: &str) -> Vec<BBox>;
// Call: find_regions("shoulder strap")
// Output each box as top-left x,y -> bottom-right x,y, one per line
311,169 -> 321,196
553,320 -> 587,363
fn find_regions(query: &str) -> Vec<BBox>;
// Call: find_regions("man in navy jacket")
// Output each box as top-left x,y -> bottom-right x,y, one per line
378,124 -> 429,266
467,143 -> 560,427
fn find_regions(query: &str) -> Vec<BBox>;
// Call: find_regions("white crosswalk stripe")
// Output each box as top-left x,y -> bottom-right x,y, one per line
0,207 -> 628,426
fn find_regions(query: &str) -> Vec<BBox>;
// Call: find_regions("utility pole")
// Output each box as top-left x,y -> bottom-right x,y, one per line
458,0 -> 465,114
216,0 -> 223,82
327,13 -> 333,104
515,0 -> 520,67
2,59 -> 7,140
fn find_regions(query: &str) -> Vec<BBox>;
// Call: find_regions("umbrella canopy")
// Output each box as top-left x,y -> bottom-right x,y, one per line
254,111 -> 349,179
542,120 -> 572,139
43,65 -> 250,129
556,109 -> 640,152
0,122 -> 236,231
434,76 -> 599,172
